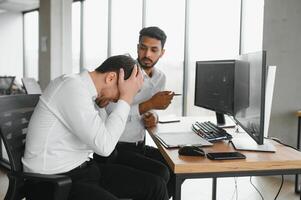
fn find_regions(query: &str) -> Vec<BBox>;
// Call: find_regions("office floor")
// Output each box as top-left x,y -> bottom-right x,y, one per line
0,168 -> 299,200
181,176 -> 299,200
0,135 -> 299,200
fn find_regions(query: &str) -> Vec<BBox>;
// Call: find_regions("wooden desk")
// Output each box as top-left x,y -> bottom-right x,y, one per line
148,117 -> 301,200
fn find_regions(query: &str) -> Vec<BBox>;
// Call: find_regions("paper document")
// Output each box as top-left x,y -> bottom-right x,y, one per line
158,115 -> 181,123
155,131 -> 212,148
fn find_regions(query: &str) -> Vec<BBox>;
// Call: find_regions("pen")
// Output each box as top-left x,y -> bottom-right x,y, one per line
173,93 -> 182,96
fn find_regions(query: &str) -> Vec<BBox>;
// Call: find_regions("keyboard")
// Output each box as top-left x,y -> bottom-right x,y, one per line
191,121 -> 232,142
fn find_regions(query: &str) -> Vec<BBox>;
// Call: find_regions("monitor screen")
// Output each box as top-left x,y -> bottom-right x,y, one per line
195,60 -> 236,115
234,51 -> 266,145
194,60 -> 249,117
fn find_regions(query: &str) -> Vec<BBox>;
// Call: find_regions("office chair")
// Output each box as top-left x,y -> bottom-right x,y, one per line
0,76 -> 15,95
21,77 -> 42,94
0,94 -> 71,200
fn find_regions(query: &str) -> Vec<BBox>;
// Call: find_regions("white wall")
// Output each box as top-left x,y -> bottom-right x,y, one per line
0,12 -> 23,82
263,0 -> 301,147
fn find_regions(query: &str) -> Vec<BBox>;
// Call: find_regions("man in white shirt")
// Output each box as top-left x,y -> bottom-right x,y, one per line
22,55 -> 169,200
96,27 -> 175,198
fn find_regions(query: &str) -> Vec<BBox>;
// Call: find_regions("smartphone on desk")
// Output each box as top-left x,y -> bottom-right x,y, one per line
206,152 -> 246,160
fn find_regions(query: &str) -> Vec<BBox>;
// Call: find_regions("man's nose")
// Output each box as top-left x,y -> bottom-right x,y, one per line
145,49 -> 152,57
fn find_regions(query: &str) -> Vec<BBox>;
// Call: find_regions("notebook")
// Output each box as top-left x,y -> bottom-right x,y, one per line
154,131 -> 213,149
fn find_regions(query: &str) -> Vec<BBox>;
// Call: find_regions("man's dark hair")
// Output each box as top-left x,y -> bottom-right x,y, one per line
139,26 -> 167,48
95,55 -> 136,80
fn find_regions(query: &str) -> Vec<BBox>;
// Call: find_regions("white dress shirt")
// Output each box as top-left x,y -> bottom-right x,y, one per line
22,71 -> 130,174
106,67 -> 166,143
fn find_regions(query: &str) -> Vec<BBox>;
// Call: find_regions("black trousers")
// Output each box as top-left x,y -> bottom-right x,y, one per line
26,157 -> 168,200
64,159 -> 169,200
112,141 -> 175,198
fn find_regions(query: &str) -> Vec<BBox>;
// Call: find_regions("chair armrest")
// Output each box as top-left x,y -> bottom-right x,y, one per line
8,171 -> 72,200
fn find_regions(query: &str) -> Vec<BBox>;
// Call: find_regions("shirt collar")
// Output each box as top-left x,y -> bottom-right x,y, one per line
137,60 -> 152,79
79,70 -> 98,100
142,67 -> 161,84
140,65 -> 158,78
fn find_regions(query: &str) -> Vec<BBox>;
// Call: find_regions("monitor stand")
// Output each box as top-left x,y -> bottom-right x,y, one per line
215,112 -> 235,128
215,112 -> 225,126
231,137 -> 276,152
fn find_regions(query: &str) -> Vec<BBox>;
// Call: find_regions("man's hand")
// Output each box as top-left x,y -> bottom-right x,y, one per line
139,91 -> 175,115
119,65 -> 143,105
95,97 -> 110,108
149,91 -> 174,110
142,112 -> 158,128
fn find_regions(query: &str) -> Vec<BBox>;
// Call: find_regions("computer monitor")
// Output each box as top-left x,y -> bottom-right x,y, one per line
194,51 -> 276,152
194,60 -> 249,126
231,51 -> 276,152
233,51 -> 266,144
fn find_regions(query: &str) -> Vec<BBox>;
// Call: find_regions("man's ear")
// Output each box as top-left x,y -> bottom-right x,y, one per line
159,49 -> 165,59
105,72 -> 117,84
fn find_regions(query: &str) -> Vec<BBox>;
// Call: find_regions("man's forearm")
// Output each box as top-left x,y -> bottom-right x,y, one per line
139,100 -> 153,115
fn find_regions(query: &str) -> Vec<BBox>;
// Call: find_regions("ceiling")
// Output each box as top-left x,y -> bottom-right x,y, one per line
0,0 -> 39,12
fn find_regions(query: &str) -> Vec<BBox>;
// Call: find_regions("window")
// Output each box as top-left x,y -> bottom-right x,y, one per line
83,0 -> 108,70
145,0 -> 185,117
186,0 -> 241,116
24,11 -> 39,80
111,0 -> 142,57
72,2 -> 81,73
240,0 -> 264,54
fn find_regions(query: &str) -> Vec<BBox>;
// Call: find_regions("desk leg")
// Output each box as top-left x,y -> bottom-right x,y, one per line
174,175 -> 183,200
296,174 -> 300,193
295,117 -> 301,193
212,178 -> 217,200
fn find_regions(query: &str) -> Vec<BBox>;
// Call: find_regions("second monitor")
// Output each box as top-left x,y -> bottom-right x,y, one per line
195,60 -> 249,125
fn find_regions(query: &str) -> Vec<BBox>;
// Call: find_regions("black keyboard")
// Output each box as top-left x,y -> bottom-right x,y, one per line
191,121 -> 232,142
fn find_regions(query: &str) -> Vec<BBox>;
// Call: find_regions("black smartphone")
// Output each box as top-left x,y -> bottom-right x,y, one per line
206,152 -> 246,160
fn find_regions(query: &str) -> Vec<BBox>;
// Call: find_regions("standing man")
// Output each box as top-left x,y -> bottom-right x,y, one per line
98,26 -> 175,198
22,55 -> 169,200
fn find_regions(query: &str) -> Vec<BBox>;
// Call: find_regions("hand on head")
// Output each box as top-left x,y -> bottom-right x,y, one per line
149,91 -> 174,110
118,65 -> 143,105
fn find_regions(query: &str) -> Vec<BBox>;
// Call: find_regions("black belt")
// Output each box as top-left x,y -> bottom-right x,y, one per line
72,161 -> 89,171
117,140 -> 145,147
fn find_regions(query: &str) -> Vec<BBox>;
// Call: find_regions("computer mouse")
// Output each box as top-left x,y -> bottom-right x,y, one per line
178,146 -> 205,156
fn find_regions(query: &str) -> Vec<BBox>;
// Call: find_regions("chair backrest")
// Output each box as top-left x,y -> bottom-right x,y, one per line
0,76 -> 15,95
0,94 -> 40,172
21,77 -> 42,94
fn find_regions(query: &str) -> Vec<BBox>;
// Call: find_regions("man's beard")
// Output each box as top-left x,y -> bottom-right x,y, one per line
137,57 -> 159,69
